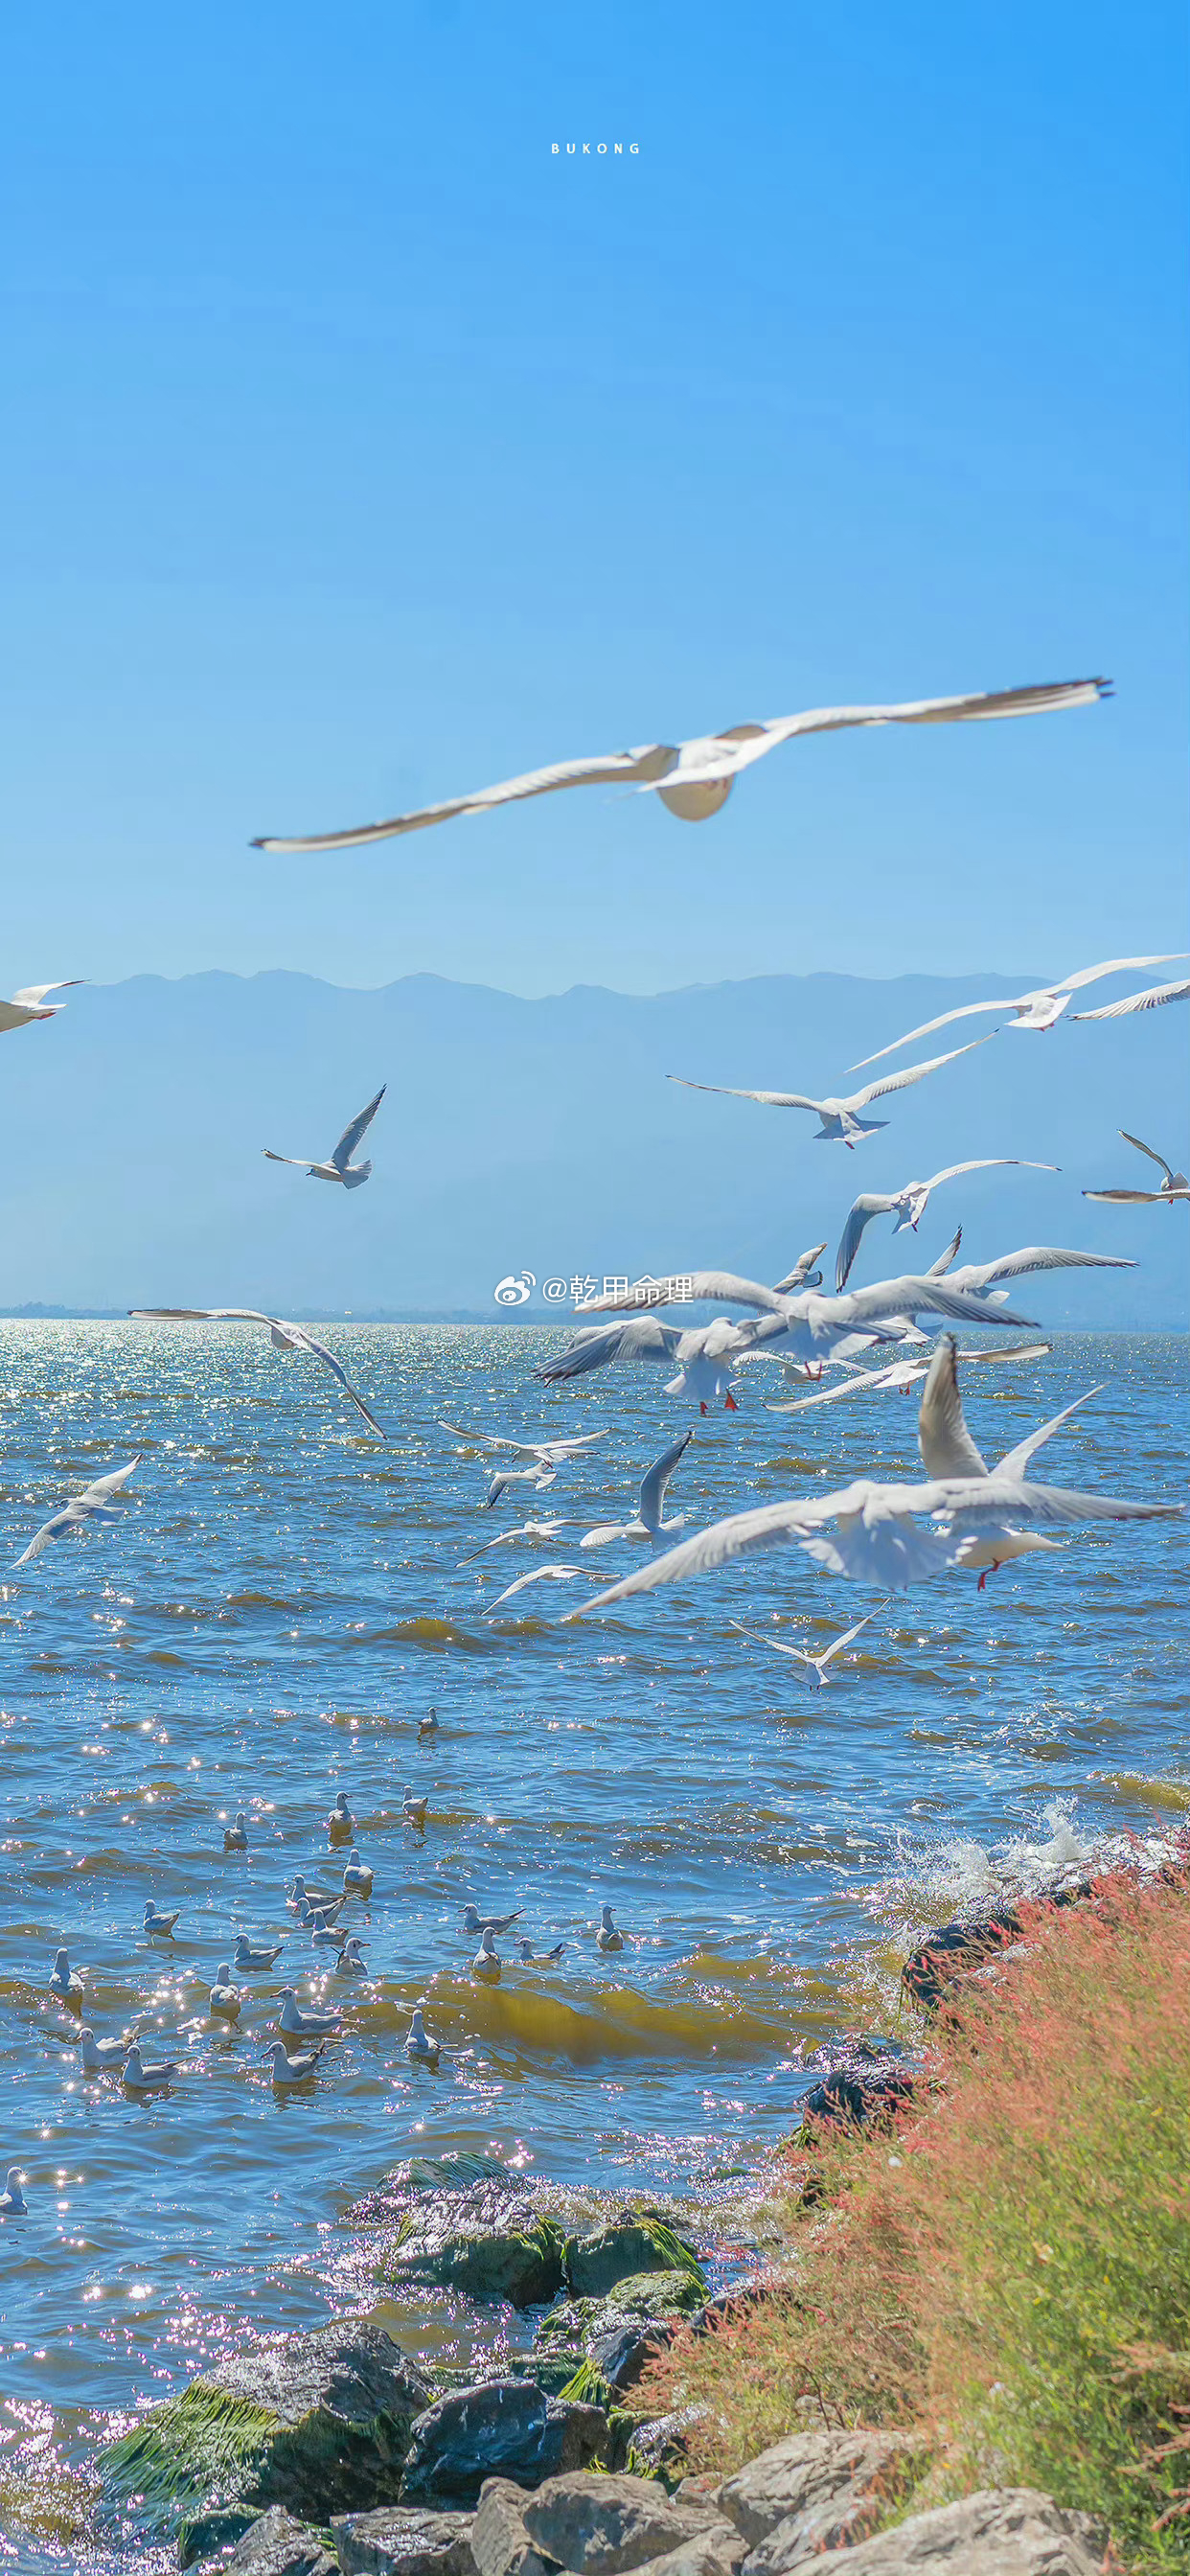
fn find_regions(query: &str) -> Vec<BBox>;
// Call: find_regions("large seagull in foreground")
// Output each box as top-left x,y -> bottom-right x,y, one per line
251,678 -> 1110,851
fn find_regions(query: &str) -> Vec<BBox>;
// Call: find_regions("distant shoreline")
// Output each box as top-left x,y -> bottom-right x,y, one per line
0,1309 -> 1186,1332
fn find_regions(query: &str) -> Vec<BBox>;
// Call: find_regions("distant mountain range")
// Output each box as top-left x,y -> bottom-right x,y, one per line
1,969 -> 1185,1327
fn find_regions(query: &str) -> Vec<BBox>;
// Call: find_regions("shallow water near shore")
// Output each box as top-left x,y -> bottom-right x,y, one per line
0,1321 -> 1187,2551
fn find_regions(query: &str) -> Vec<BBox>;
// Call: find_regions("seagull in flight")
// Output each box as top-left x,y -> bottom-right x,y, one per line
729,1606 -> 887,1686
263,1086 -> 385,1188
1083,1132 -> 1190,1207
438,1419 -> 609,1506
1070,974 -> 1190,1024
485,1563 -> 594,1614
669,1040 -> 988,1146
569,1266 -> 1043,1377
849,954 -> 1187,1069
251,678 -> 1110,850
834,1161 -> 1058,1290
0,979 -> 85,1035
764,1342 -> 1052,1414
580,1430 -> 694,1549
130,1308 -> 386,1437
11,1457 -> 140,1570
459,1517 -> 579,1563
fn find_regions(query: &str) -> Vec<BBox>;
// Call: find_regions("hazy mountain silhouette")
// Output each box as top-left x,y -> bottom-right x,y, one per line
1,969 -> 1184,1326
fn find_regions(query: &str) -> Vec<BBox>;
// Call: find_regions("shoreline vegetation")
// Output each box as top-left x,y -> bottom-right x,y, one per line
646,1851 -> 1190,2570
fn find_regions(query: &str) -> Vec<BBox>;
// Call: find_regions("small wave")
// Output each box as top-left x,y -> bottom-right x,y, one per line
358,1967 -> 797,2062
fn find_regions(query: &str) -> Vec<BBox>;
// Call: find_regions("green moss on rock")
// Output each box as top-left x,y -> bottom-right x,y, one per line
562,2219 -> 705,2303
384,2212 -> 565,2308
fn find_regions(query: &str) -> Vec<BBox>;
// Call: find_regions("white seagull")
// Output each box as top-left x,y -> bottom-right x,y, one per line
209,1966 -> 243,2023
472,1927 -> 501,1976
263,1086 -> 385,1189
252,678 -> 1110,850
1071,975 -> 1190,1024
286,1875 -> 339,1913
233,1935 -> 286,1972
934,1245 -> 1136,1300
669,1041 -> 988,1148
518,1939 -> 567,1963
765,1342 -> 1052,1414
278,1988 -> 341,2037
464,1904 -> 522,1936
328,1792 -> 356,1837
485,1564 -> 594,1613
265,2037 -> 324,2083
11,1457 -> 140,1571
729,1606 -> 887,1686
0,979 -> 85,1035
49,1949 -> 82,2001
596,1905 -> 624,1952
834,1161 -> 1058,1291
143,1902 -> 180,1939
580,1430 -> 694,1550
568,1268 -> 1043,1378
129,1309 -> 385,1438
334,1937 -> 369,1974
1083,1132 -> 1190,1206
80,2025 -> 130,2072
401,1785 -> 428,1824
342,1849 -> 373,1897
460,1518 -> 579,1564
537,1314 -> 791,1413
849,954 -> 1187,1069
224,1812 -> 249,1852
0,2168 -> 28,2214
405,2007 -> 440,2063
124,2042 -> 179,2090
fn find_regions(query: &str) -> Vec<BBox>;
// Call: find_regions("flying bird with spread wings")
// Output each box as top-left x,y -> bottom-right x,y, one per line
0,979 -> 85,1036
263,1086 -> 386,1189
849,954 -> 1186,1070
668,1041 -> 988,1148
251,678 -> 1110,851
834,1159 -> 1057,1290
11,1459 -> 141,1572
1082,1132 -> 1190,1207
128,1310 -> 386,1437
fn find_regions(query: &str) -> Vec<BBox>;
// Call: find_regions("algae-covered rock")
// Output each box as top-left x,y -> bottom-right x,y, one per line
383,2204 -> 566,2310
400,2380 -> 608,2506
332,2503 -> 477,2576
535,2270 -> 707,2392
208,2506 -> 339,2573
563,2221 -> 704,2305
102,2317 -> 432,2564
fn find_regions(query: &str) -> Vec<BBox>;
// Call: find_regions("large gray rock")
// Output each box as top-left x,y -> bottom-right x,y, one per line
101,2316 -> 433,2564
384,2203 -> 566,2309
401,2381 -> 608,2507
719,2429 -> 914,2566
563,2221 -> 704,2305
212,2509 -> 338,2574
332,2504 -> 477,2576
783,2486 -> 1107,2573
521,2470 -> 727,2576
472,2480 -> 564,2576
635,2539 -> 746,2576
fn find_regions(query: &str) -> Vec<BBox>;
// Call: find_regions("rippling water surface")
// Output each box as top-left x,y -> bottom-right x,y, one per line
0,1322 -> 1187,2536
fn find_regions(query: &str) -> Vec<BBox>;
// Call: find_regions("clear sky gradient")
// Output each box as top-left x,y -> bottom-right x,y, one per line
3,1 -> 1186,995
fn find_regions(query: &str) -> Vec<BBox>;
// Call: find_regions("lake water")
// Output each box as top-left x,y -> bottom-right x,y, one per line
0,1321 -> 1186,2558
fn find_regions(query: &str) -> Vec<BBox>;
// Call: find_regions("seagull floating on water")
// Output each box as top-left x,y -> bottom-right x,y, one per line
729,1607 -> 888,1687
252,678 -> 1109,850
518,1939 -> 567,1963
224,1812 -> 249,1852
334,1937 -> 369,1975
210,1966 -> 243,2022
401,1786 -> 428,1825
278,1988 -> 342,2036
287,1875 -> 338,1913
125,2042 -> 179,2091
0,979 -> 84,1036
580,1430 -> 694,1552
472,1926 -> 502,1977
11,1457 -> 141,1571
143,1901 -> 180,1939
342,1849 -> 373,1897
49,1949 -> 82,2001
1082,1131 -> 1190,1207
669,1042 -> 988,1148
80,2025 -> 130,2072
266,2036 -> 324,2083
596,1905 -> 624,1953
0,2168 -> 28,2214
405,2007 -> 440,2063
328,1792 -> 355,1837
130,1309 -> 386,1438
418,1707 -> 441,1736
849,953 -> 1187,1068
263,1086 -> 386,1190
463,1905 -> 521,1937
234,1934 -> 286,1972
834,1162 -> 1057,1291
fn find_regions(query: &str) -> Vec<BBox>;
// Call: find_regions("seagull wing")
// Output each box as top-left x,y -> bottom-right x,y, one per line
565,1485 -> 877,1615
926,1227 -> 963,1276
1071,978 -> 1190,1021
819,1607 -> 886,1664
10,979 -> 85,1007
846,1039 -> 991,1113
835,1196 -> 899,1292
575,1271 -> 790,1316
487,1563 -> 592,1611
77,1458 -> 141,1511
923,1158 -> 1058,1189
263,1149 -> 316,1167
847,998 -> 1010,1072
251,745 -> 676,853
936,1476 -> 1184,1530
950,1246 -> 1136,1291
638,678 -> 1110,794
765,1362 -> 918,1414
289,1327 -> 387,1438
727,1621 -> 814,1668
772,1242 -> 828,1293
826,1274 -> 1041,1332
667,1076 -> 823,1113
637,1429 -> 694,1531
1120,1131 -> 1179,1184
916,1339 -> 990,1480
332,1086 -> 386,1171
995,1386 -> 1106,1481
1056,953 -> 1188,995
1080,1187 -> 1166,1205
129,1307 -> 271,1323
536,1319 -> 682,1383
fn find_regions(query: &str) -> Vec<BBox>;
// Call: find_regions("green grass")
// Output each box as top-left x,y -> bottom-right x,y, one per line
642,1860 -> 1190,2572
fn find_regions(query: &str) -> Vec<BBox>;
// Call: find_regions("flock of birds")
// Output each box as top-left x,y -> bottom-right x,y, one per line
3,668 -> 1188,2209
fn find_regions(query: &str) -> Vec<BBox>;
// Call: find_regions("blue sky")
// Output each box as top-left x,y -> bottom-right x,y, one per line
2,0 -> 1185,996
